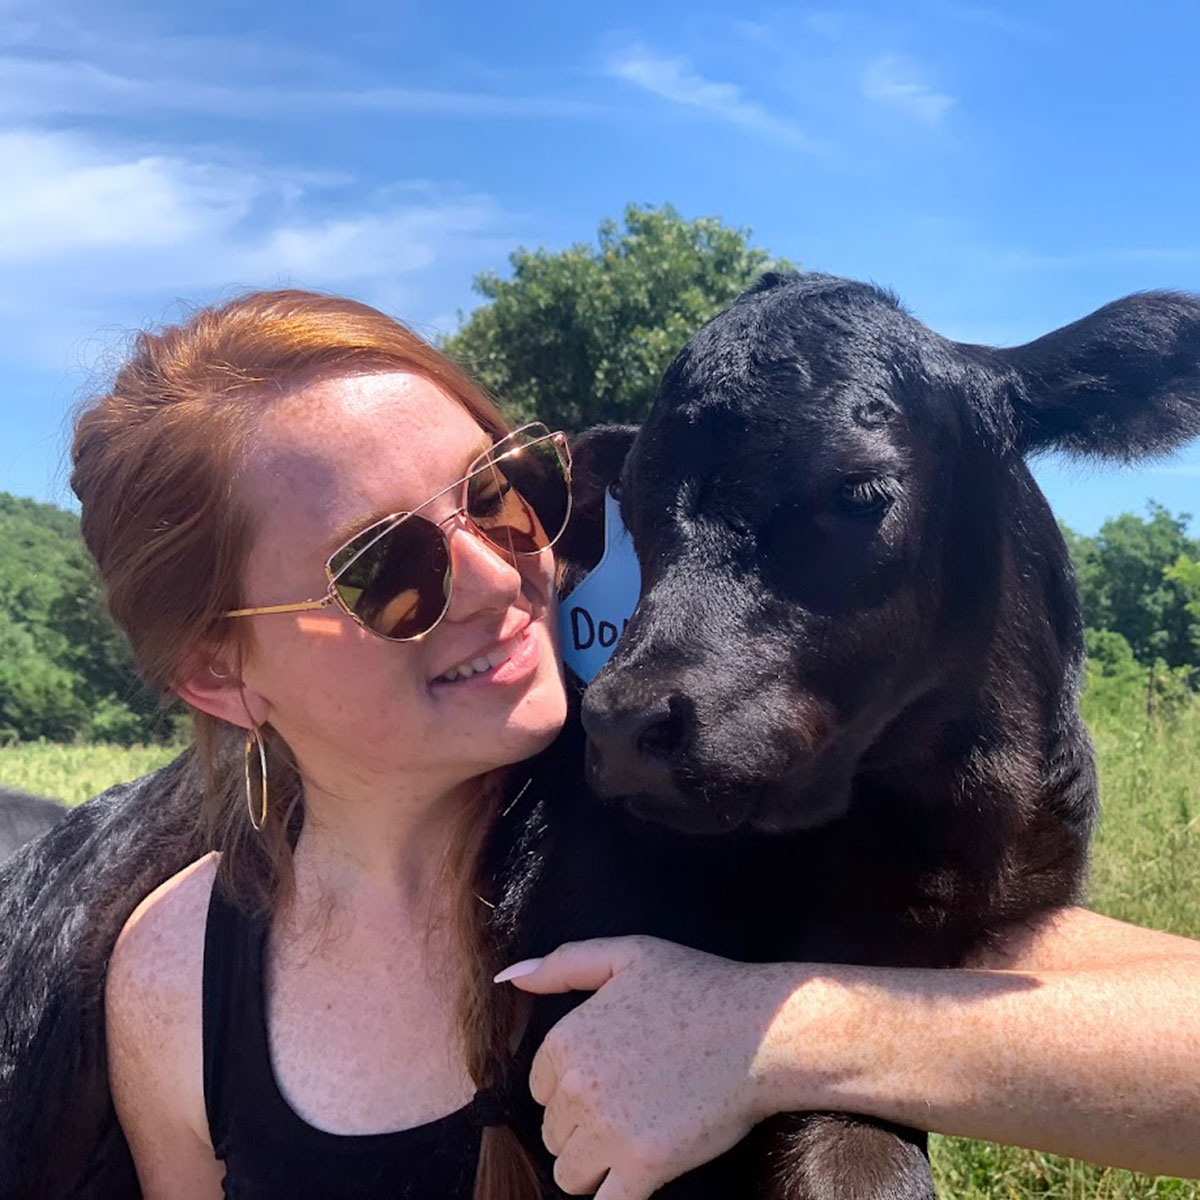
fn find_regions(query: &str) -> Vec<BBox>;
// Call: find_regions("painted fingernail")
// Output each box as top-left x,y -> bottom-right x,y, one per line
493,958 -> 543,983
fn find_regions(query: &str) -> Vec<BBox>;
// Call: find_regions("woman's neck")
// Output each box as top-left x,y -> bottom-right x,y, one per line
291,770 -> 481,922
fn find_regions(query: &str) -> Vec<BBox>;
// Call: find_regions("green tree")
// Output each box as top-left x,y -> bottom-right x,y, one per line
1164,553 -> 1200,660
444,203 -> 792,430
0,611 -> 87,742
1084,628 -> 1141,678
1070,503 -> 1200,671
0,492 -> 176,743
46,555 -> 169,744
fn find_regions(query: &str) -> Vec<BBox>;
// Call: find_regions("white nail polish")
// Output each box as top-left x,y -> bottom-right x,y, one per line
493,958 -> 543,983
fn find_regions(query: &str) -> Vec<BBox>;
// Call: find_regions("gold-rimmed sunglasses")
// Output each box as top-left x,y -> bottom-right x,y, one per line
223,422 -> 571,642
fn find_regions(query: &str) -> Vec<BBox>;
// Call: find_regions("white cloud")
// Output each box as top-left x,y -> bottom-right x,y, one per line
606,44 -> 821,151
0,3 -> 550,381
232,196 -> 510,285
0,130 -> 260,261
0,128 -> 517,372
861,54 -> 955,124
0,129 -> 511,283
0,52 -> 600,122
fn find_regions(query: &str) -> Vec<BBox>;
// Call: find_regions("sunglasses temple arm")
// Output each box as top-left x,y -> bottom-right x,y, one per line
224,597 -> 335,618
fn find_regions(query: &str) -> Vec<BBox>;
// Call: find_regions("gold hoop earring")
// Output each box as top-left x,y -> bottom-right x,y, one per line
244,728 -> 269,832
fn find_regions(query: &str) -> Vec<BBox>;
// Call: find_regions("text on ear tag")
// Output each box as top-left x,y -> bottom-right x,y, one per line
559,489 -> 642,683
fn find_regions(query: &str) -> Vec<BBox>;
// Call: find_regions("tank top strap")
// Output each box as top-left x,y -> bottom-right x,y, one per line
202,876 -> 273,1157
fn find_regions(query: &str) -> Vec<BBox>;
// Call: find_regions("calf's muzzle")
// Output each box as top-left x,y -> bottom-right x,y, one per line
580,683 -> 690,800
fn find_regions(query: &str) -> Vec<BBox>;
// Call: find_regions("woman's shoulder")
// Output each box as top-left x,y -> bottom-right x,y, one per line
109,851 -> 220,1003
106,853 -> 219,1136
107,854 -> 227,1187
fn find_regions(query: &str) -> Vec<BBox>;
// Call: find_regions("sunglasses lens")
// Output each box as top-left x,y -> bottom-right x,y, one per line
467,429 -> 570,557
329,516 -> 450,639
321,426 -> 568,643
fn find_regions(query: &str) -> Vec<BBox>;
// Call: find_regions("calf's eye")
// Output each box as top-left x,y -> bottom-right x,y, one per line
836,476 -> 897,517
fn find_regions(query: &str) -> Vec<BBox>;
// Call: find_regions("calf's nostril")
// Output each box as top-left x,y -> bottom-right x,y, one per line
581,690 -> 692,798
635,698 -> 685,761
581,691 -> 689,764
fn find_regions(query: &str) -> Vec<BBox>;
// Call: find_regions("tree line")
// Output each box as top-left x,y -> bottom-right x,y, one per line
0,493 -> 167,743
2,206 -> 1197,743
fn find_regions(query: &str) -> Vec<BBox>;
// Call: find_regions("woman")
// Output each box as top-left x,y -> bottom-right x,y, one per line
85,290 -> 567,1197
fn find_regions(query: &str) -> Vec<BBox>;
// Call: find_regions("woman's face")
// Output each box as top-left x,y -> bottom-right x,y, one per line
231,371 -> 567,800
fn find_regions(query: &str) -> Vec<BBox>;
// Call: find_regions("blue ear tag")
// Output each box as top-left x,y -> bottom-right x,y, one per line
559,488 -> 642,683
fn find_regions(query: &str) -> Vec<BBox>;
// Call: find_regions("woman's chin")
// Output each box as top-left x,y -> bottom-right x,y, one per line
504,680 -> 569,760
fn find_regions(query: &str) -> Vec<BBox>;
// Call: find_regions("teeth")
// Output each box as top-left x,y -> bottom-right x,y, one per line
436,634 -> 521,684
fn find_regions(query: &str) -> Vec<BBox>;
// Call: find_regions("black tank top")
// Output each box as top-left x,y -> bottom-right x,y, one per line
202,881 -> 485,1198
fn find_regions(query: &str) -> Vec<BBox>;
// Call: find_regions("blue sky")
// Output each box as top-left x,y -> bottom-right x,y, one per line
1,0 -> 1197,534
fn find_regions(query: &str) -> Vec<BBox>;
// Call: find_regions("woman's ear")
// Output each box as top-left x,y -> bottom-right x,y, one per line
173,652 -> 269,730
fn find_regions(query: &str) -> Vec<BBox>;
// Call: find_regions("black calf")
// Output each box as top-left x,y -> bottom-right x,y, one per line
2,274 -> 1198,1199
0,788 -> 65,866
502,275 -> 1200,1197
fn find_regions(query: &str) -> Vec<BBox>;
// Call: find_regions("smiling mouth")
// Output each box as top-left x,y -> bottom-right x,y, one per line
432,625 -> 530,685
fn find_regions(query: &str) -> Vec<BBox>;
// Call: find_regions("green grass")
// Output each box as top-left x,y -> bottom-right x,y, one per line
931,1139 -> 1200,1198
0,739 -> 182,804
2,692 -> 1198,1196
931,692 -> 1200,1197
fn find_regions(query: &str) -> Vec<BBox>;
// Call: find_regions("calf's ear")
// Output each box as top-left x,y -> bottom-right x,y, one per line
997,291 -> 1200,460
569,424 -> 640,499
555,425 -> 639,580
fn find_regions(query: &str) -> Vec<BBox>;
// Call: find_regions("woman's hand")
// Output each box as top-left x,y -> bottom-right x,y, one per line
495,936 -> 813,1199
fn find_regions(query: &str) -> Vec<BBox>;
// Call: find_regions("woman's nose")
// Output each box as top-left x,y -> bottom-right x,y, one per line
442,517 -> 524,621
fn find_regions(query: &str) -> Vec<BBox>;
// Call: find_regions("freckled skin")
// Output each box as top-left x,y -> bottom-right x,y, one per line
236,373 -> 566,798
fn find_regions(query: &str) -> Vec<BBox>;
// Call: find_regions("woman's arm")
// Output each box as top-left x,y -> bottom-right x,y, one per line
764,907 -> 1200,1173
500,909 -> 1200,1198
106,854 -> 226,1199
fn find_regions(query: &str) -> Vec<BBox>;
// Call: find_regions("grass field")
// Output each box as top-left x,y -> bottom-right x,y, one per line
1,692 -> 1197,1196
0,740 -> 182,804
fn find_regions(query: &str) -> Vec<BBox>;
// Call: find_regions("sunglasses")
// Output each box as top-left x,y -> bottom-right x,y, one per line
223,422 -> 571,642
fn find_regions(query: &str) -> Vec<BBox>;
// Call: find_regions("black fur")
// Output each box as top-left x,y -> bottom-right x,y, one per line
2,273 -> 1199,1199
0,789 -> 66,866
0,756 -> 207,1199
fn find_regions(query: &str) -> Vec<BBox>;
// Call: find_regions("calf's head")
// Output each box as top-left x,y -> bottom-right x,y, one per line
580,272 -> 1200,834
